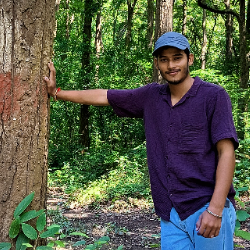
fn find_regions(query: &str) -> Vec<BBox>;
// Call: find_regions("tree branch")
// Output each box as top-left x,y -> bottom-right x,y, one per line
197,0 -> 240,22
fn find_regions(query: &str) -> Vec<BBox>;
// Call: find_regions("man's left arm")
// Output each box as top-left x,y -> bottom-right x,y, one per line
196,138 -> 235,238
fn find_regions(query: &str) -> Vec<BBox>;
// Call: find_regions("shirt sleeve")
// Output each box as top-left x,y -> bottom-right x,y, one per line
210,89 -> 239,149
107,84 -> 152,118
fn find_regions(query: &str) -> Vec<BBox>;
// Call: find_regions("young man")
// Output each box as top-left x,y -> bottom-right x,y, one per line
44,32 -> 238,250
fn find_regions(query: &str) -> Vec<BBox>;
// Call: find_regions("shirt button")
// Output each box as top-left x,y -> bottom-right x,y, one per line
170,194 -> 173,197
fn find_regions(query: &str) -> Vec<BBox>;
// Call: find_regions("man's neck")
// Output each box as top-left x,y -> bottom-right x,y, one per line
169,75 -> 194,106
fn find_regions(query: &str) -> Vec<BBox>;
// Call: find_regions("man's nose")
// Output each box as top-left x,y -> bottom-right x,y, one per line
167,60 -> 175,69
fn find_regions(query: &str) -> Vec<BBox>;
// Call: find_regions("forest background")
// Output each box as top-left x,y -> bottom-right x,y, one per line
49,0 -> 250,239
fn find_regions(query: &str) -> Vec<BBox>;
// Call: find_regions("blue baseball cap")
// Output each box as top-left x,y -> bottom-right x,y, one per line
153,32 -> 190,56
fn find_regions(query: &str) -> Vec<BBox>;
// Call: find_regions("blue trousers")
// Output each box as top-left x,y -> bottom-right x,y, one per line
161,201 -> 236,250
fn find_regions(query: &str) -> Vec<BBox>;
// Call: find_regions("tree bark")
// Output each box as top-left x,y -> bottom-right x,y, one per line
155,0 -> 173,40
224,0 -> 233,62
66,0 -> 70,39
95,3 -> 103,81
237,0 -> 248,140
201,9 -> 207,70
182,0 -> 187,35
247,0 -> 250,35
238,0 -> 248,89
154,0 -> 174,82
125,0 -> 137,47
147,0 -> 154,49
0,0 -> 56,243
79,0 -> 93,148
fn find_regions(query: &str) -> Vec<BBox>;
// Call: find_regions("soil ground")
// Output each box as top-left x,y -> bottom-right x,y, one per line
47,187 -> 250,249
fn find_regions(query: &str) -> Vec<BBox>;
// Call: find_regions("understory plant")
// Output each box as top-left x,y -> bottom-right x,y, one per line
0,192 -> 121,250
234,187 -> 250,241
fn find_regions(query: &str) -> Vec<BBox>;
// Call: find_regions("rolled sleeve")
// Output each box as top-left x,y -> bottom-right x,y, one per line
210,89 -> 239,149
107,84 -> 152,118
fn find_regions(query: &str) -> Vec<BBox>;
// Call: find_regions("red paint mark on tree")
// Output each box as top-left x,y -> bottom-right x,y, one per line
0,72 -> 22,122
0,73 -> 49,125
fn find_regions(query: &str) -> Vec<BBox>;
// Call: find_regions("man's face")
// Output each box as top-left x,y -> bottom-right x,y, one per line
154,47 -> 193,85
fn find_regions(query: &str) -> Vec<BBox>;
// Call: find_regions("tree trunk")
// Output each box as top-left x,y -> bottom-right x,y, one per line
237,0 -> 248,140
0,0 -> 56,244
125,0 -> 137,47
182,0 -> 187,35
239,0 -> 248,89
79,0 -> 93,148
246,0 -> 250,35
224,0 -> 233,62
95,4 -> 103,81
154,0 -> 174,82
66,0 -> 70,39
147,0 -> 154,49
201,9 -> 207,70
155,0 -> 173,39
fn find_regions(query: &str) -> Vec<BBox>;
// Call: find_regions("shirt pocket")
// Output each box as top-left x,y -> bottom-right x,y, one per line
178,123 -> 206,154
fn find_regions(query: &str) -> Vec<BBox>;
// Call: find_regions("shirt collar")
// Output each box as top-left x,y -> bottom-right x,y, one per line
159,76 -> 202,107
159,76 -> 202,96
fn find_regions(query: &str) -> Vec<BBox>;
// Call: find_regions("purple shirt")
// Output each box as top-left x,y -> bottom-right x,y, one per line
107,77 -> 238,221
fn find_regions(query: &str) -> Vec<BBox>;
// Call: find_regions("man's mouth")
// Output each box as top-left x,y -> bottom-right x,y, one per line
166,70 -> 180,76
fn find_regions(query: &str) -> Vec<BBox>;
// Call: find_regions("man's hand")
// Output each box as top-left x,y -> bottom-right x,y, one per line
43,61 -> 56,97
196,209 -> 222,238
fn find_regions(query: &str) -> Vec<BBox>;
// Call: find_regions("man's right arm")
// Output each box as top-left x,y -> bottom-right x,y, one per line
55,89 -> 109,106
43,61 -> 109,106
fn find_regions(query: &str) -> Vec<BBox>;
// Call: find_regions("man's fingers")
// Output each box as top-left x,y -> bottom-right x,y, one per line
48,61 -> 56,78
196,214 -> 202,231
197,224 -> 206,236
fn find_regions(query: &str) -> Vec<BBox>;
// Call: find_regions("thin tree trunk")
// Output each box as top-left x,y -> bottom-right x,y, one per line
125,0 -> 137,47
237,0 -> 248,140
66,0 -> 70,38
239,0 -> 248,89
79,0 -> 93,148
0,0 -> 56,244
95,5 -> 103,81
201,9 -> 207,70
182,0 -> 187,35
224,0 -> 233,62
147,0 -> 154,49
154,0 -> 174,82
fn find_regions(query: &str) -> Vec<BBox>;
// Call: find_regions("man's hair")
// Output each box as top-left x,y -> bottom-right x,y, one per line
154,46 -> 190,59
184,48 -> 190,59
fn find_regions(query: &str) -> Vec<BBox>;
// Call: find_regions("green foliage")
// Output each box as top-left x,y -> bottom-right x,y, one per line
14,192 -> 35,219
234,187 -> 250,241
9,218 -> 21,239
16,233 -> 29,250
0,193 -> 62,249
1,193 -> 122,250
0,243 -> 12,250
49,143 -> 151,206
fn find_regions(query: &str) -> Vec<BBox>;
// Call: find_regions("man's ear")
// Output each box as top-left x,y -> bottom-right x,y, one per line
154,57 -> 159,70
188,53 -> 194,66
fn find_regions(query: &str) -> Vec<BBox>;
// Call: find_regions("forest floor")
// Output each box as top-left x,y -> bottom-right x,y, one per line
47,187 -> 250,250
